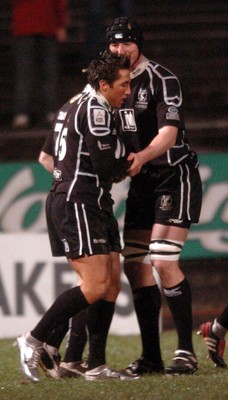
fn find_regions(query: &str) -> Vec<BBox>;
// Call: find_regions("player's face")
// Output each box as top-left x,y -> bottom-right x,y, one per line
109,42 -> 139,68
103,69 -> 131,108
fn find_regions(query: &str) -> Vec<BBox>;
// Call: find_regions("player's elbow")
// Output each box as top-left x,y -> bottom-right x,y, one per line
38,151 -> 54,173
38,152 -> 45,165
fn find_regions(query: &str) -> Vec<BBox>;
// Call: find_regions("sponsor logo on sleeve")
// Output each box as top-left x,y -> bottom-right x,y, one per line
166,106 -> 180,121
93,109 -> 106,125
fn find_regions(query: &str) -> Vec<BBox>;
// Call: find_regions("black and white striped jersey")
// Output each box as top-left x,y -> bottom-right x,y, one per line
117,56 -> 199,168
45,89 -> 129,212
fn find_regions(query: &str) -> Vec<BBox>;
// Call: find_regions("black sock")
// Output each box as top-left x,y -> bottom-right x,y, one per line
46,321 -> 69,349
164,278 -> 194,353
63,310 -> 88,362
87,300 -> 115,369
217,305 -> 228,330
31,286 -> 89,342
133,285 -> 163,364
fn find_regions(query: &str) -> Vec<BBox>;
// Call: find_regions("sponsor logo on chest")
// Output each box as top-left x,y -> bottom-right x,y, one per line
119,109 -> 137,132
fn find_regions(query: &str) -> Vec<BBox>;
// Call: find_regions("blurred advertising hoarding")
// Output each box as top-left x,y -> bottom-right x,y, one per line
0,153 -> 227,337
0,153 -> 227,258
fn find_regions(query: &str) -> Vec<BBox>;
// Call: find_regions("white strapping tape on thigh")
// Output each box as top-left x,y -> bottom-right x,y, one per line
149,239 -> 184,261
123,240 -> 150,264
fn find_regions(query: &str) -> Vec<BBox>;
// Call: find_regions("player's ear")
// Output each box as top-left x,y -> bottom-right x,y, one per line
99,79 -> 109,92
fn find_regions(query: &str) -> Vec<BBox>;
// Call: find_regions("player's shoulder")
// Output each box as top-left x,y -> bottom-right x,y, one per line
148,59 -> 178,79
57,94 -> 80,115
87,95 -> 111,136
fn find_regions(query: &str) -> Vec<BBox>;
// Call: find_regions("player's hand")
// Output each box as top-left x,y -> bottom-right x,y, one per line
127,152 -> 143,176
112,160 -> 132,182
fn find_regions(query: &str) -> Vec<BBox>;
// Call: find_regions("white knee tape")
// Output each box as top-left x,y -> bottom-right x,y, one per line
149,239 -> 183,261
122,240 -> 150,264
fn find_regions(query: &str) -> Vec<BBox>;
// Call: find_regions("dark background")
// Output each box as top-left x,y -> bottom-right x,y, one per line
1,0 -> 227,159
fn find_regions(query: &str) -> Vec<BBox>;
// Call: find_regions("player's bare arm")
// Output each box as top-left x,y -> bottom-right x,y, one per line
128,126 -> 178,176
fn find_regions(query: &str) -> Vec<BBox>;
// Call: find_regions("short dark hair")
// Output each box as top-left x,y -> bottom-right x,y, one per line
87,51 -> 130,91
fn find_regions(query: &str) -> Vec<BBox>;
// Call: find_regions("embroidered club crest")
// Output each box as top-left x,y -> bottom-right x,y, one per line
138,88 -> 147,102
160,195 -> 173,211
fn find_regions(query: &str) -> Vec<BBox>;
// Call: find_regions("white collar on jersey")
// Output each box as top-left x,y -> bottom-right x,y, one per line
130,55 -> 150,79
81,84 -> 111,111
96,91 -> 111,111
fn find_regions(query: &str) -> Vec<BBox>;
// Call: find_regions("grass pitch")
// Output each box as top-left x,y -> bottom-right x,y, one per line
0,331 -> 227,400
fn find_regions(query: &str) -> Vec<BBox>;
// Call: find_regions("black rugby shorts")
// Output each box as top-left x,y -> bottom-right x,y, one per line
46,192 -> 121,258
124,163 -> 202,231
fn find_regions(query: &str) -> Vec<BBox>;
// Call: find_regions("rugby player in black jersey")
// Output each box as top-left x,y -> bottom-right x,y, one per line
15,51 -> 139,382
38,18 -> 202,377
106,17 -> 202,375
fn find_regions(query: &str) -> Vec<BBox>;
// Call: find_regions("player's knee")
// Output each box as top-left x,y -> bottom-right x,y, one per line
109,282 -> 121,301
83,280 -> 110,303
149,239 -> 183,263
109,272 -> 121,298
115,280 -> 121,294
122,240 -> 150,266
